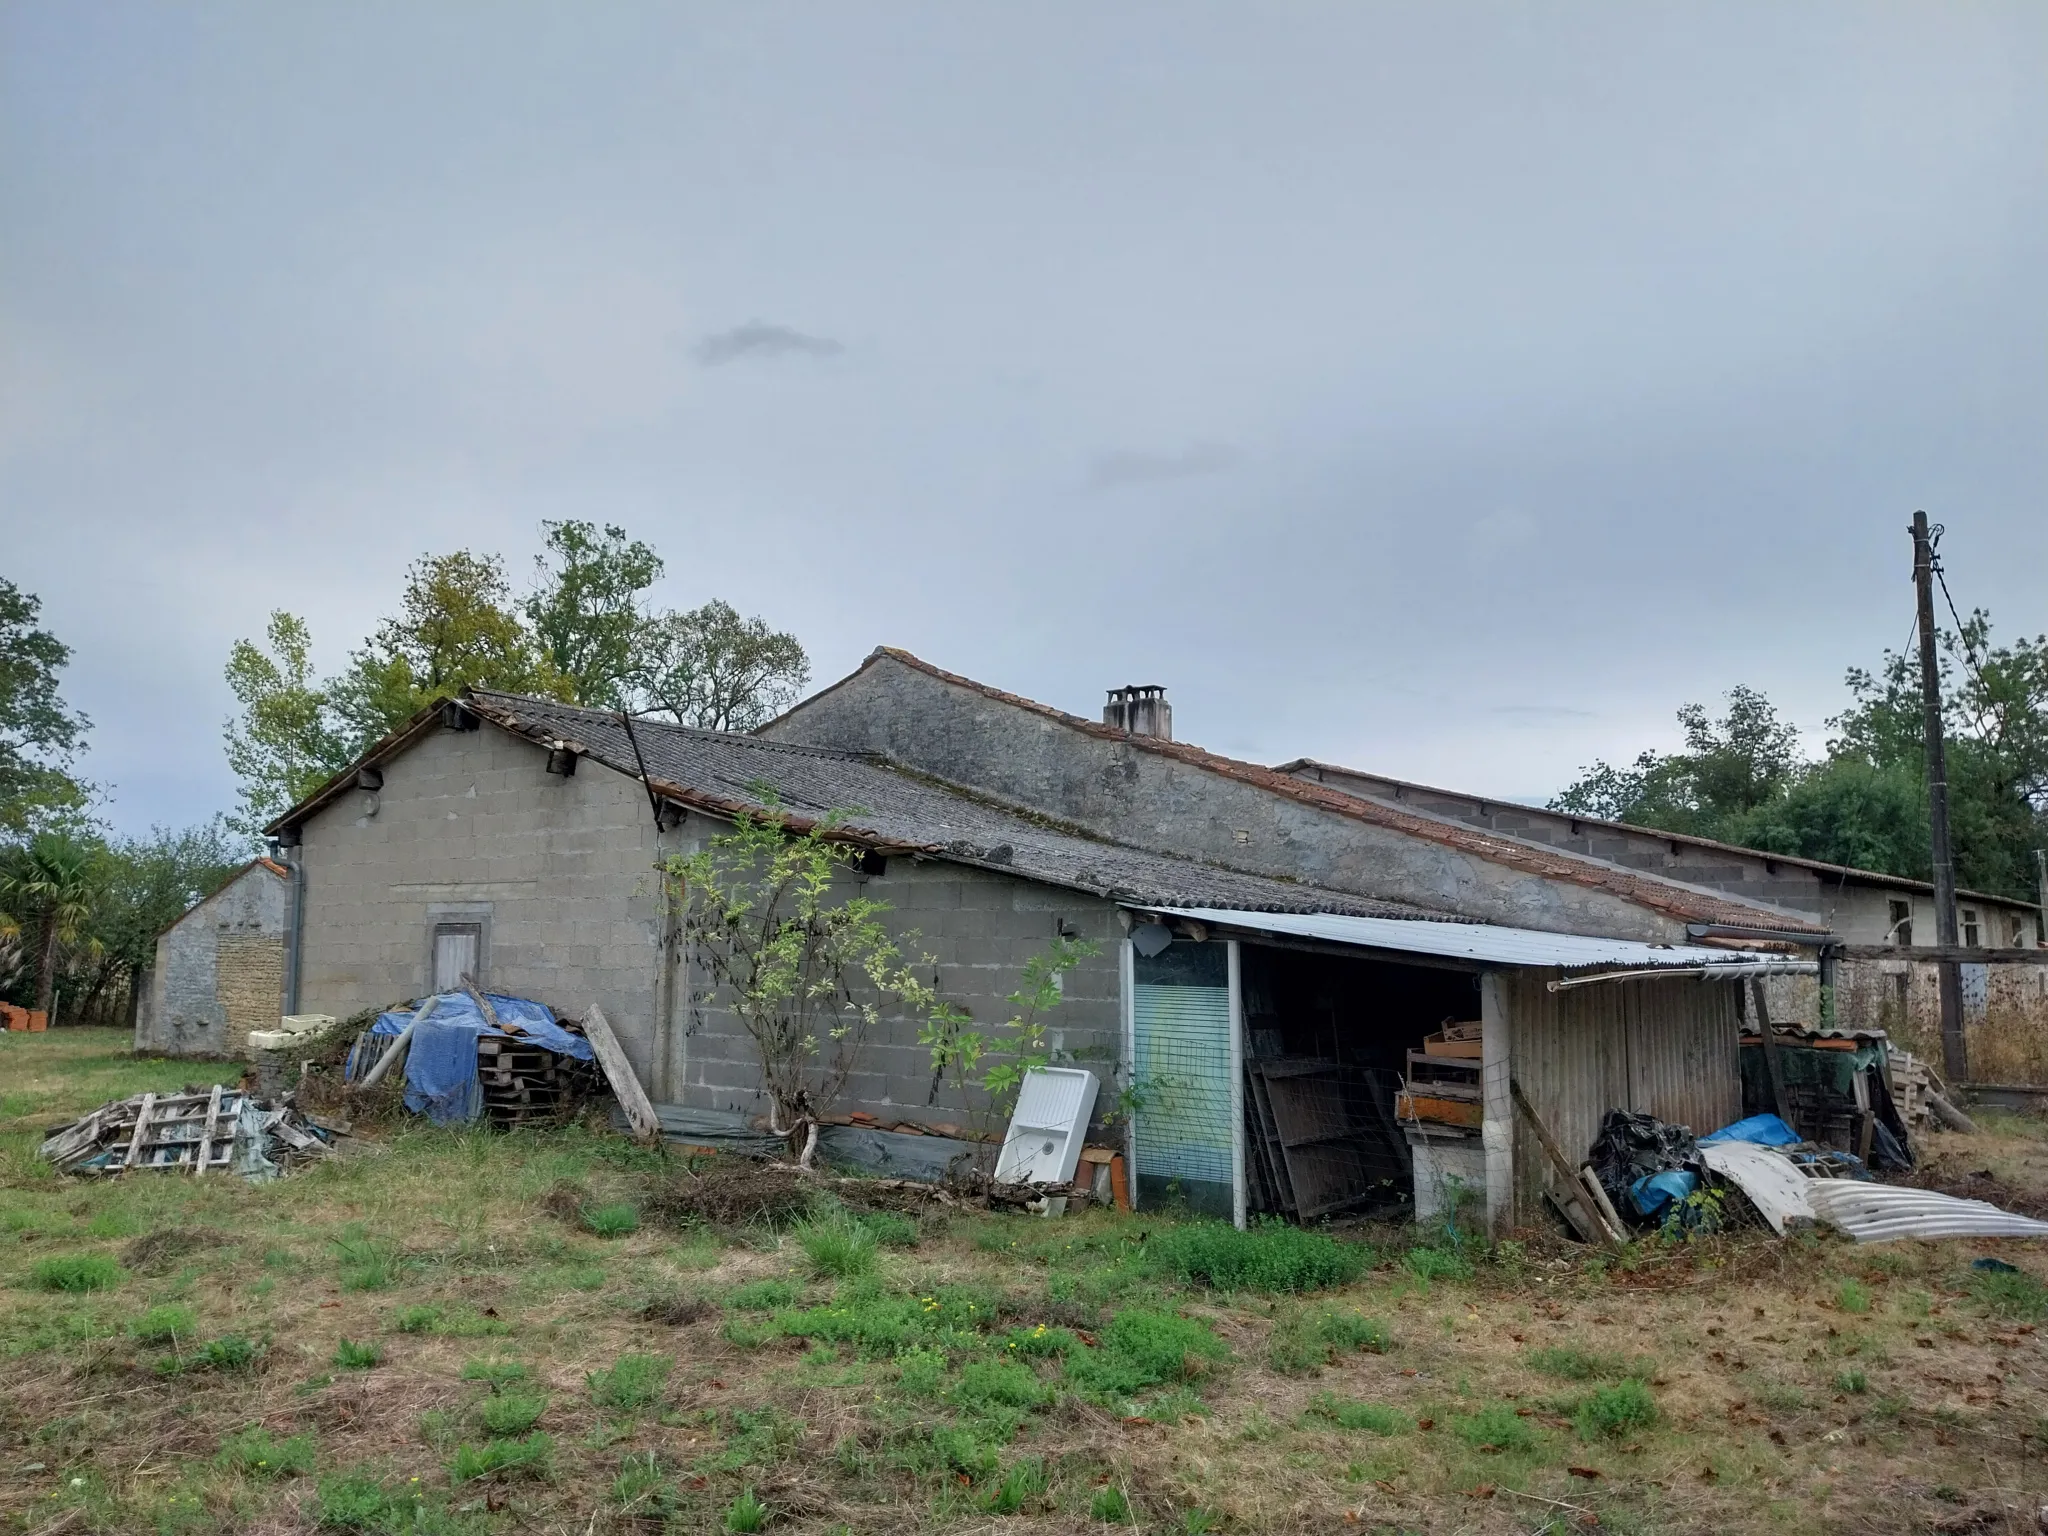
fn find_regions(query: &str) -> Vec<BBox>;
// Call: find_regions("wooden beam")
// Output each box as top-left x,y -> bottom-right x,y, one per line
1750,979 -> 1793,1126
1509,1077 -> 1619,1246
194,1084 -> 223,1176
581,1005 -> 661,1143
121,1093 -> 157,1172
1838,944 -> 2048,964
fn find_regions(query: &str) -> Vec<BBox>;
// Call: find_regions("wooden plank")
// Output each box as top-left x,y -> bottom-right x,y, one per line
193,1084 -> 224,1177
121,1094 -> 157,1172
1394,1092 -> 1482,1126
1748,980 -> 1793,1126
1840,943 -> 2048,964
1577,1166 -> 1631,1243
581,1004 -> 660,1141
1509,1077 -> 1618,1247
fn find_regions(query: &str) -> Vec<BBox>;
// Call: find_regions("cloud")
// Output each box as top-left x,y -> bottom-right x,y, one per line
1087,440 -> 1236,491
1488,703 -> 1597,720
691,321 -> 845,367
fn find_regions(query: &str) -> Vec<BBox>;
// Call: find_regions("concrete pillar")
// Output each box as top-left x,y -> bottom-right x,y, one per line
1480,970 -> 1513,1236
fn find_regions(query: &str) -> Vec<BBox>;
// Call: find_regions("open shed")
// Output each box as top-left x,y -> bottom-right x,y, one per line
1117,906 -> 1819,1232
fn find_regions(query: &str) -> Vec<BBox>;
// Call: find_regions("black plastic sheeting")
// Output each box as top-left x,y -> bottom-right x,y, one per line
611,1103 -> 986,1183
1586,1109 -> 1700,1220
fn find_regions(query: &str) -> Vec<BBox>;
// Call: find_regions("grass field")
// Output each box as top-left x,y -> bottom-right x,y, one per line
3,1027 -> 2047,1534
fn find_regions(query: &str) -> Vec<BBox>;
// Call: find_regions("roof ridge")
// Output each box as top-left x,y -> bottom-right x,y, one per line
466,689 -> 879,764
850,650 -> 1826,936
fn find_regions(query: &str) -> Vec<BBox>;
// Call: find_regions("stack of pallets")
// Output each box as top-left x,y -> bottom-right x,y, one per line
39,1087 -> 336,1178
1394,1022 -> 1483,1128
477,1030 -> 599,1127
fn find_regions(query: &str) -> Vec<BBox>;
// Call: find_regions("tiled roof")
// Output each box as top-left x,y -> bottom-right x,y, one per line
790,649 -> 1826,937
461,690 -> 1463,922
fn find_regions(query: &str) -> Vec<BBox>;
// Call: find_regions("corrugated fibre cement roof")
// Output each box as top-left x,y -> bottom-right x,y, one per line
1140,906 -> 1819,972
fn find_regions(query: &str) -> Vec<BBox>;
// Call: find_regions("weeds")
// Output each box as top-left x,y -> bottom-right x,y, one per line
1836,1278 -> 1873,1314
1307,1394 -> 1411,1435
1526,1346 -> 1639,1382
333,1340 -> 382,1369
1836,1369 -> 1869,1394
1402,1246 -> 1472,1283
587,1351 -> 671,1410
986,1456 -> 1046,1513
128,1303 -> 196,1346
583,1201 -> 640,1238
795,1212 -> 880,1278
1453,1403 -> 1536,1453
460,1358 -> 531,1390
450,1431 -> 553,1481
726,1278 -> 802,1311
1091,1484 -> 1132,1520
1066,1307 -> 1228,1401
333,1235 -> 398,1292
218,1426 -> 315,1478
1575,1380 -> 1658,1440
479,1392 -> 548,1434
31,1254 -> 123,1292
724,1487 -> 769,1533
1268,1305 -> 1388,1375
1147,1220 -> 1365,1292
1970,1265 -> 2048,1321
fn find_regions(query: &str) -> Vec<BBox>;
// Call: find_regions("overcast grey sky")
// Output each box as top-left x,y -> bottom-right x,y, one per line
4,3 -> 2044,837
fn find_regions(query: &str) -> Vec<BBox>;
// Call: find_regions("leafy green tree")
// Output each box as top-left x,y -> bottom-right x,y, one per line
633,600 -> 809,731
0,831 -> 105,1017
0,578 -> 90,837
668,800 -> 945,1166
1551,686 -> 1803,838
525,521 -> 664,708
329,551 -> 569,746
920,935 -> 1098,1145
223,612 -> 353,836
84,821 -> 244,1026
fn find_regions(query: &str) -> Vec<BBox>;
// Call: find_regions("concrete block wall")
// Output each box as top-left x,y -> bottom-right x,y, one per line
765,655 -> 1691,943
138,864 -> 289,1057
667,857 -> 1128,1142
295,722 -> 674,1087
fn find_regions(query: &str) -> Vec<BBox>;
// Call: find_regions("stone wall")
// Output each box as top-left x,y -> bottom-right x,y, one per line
765,655 -> 1695,944
137,863 -> 288,1057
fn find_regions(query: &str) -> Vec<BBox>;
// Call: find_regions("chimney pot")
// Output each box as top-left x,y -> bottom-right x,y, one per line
1103,684 -> 1172,741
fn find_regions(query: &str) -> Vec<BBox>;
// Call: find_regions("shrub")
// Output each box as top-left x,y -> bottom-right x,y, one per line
1575,1380 -> 1658,1440
1525,1347 -> 1633,1382
726,1278 -> 801,1312
1065,1308 -> 1228,1400
987,1457 -> 1046,1514
1836,1278 -> 1872,1314
1970,1265 -> 2048,1322
449,1431 -> 553,1482
1147,1221 -> 1365,1293
1452,1403 -> 1536,1453
129,1304 -> 196,1346
218,1426 -> 316,1478
1307,1394 -> 1410,1435
460,1358 -> 531,1390
587,1351 -> 671,1410
584,1202 -> 640,1238
32,1254 -> 123,1292
794,1214 -> 879,1279
1091,1485 -> 1131,1521
1402,1246 -> 1472,1282
479,1392 -> 548,1435
333,1340 -> 381,1370
1269,1307 -> 1388,1375
724,1487 -> 769,1533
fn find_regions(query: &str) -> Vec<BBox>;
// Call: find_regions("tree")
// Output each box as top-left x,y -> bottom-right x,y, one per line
1551,685 -> 1803,839
919,935 -> 1098,1150
633,600 -> 810,731
86,821 -> 243,1027
329,551 -> 569,747
525,521 -> 665,708
0,831 -> 104,1018
669,801 -> 945,1167
0,577 -> 90,837
223,612 -> 353,835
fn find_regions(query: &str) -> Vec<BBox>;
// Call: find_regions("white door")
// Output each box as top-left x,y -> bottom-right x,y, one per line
433,926 -> 480,994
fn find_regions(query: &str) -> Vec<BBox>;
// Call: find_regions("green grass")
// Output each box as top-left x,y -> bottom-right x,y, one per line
1525,1346 -> 1640,1382
1091,1485 -> 1132,1521
1836,1278 -> 1873,1314
794,1212 -> 880,1278
217,1426 -> 316,1478
333,1339 -> 382,1370
726,1278 -> 802,1311
1970,1265 -> 2048,1321
1835,1369 -> 1869,1394
1401,1246 -> 1473,1282
587,1351 -> 671,1409
1269,1305 -> 1388,1374
1307,1394 -> 1411,1435
985,1456 -> 1046,1513
30,1253 -> 124,1292
857,1210 -> 920,1248
460,1357 -> 532,1390
1065,1307 -> 1228,1401
478,1392 -> 548,1435
1452,1403 -> 1537,1452
1147,1220 -> 1366,1293
449,1431 -> 553,1482
333,1235 -> 399,1293
724,1487 -> 769,1533
583,1201 -> 640,1238
128,1303 -> 197,1346
1575,1380 -> 1658,1440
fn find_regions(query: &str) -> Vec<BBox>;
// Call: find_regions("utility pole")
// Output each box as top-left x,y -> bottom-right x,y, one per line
2035,848 -> 2046,948
1911,511 -> 1967,1082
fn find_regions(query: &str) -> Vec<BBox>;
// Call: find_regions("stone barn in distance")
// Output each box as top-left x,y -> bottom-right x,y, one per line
135,858 -> 290,1058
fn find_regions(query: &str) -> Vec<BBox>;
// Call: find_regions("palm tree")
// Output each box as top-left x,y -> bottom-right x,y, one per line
0,833 -> 102,1020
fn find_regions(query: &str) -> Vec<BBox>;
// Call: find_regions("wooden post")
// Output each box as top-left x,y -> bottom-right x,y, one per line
1750,978 -> 1793,1126
582,1004 -> 661,1142
1479,972 -> 1514,1236
1911,511 -> 1968,1082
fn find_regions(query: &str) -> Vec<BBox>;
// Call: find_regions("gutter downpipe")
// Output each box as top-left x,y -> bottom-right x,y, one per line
278,835 -> 305,1015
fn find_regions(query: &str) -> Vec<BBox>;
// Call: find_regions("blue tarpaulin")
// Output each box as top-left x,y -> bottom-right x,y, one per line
1629,1168 -> 1698,1216
357,993 -> 591,1125
1698,1114 -> 1802,1148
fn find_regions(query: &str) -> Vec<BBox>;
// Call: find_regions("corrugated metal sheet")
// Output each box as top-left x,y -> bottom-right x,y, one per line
1146,907 -> 1811,973
1803,1179 -> 2048,1242
1505,971 -> 1741,1223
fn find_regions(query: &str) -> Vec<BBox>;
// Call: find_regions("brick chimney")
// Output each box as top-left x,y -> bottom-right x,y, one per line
1103,685 -> 1172,741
